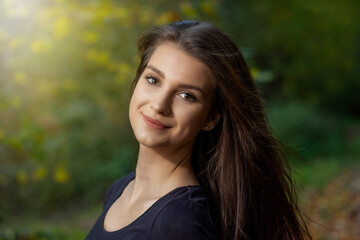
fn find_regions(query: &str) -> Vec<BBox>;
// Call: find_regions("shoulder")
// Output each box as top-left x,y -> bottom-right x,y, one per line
150,190 -> 217,240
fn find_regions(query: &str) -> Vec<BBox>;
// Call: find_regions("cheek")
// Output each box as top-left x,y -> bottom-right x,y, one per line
174,104 -> 208,129
130,83 -> 147,110
129,93 -> 137,117
129,87 -> 143,125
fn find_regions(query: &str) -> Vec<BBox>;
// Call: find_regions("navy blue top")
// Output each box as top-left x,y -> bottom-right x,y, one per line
85,172 -> 217,240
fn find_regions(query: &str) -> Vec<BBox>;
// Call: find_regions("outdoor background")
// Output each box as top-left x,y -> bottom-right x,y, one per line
0,0 -> 359,239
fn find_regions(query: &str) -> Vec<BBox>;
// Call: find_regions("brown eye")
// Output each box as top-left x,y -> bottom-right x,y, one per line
145,75 -> 159,85
179,92 -> 196,102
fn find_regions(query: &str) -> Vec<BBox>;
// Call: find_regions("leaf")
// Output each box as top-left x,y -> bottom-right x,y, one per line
53,16 -> 70,39
54,166 -> 70,183
32,167 -> 47,181
13,71 -> 26,84
30,39 -> 51,53
82,31 -> 99,44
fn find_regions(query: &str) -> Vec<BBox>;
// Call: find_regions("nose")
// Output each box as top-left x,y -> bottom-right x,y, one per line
150,89 -> 172,115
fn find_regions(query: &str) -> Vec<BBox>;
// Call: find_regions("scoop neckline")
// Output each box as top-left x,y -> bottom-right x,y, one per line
101,172 -> 202,235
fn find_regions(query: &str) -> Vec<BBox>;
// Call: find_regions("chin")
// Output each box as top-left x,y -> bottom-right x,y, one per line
135,133 -> 169,149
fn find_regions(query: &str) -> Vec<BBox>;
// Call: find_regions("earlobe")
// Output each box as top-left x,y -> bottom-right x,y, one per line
202,112 -> 220,131
202,125 -> 210,131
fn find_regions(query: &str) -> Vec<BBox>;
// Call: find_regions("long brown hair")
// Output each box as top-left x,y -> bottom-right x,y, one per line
133,20 -> 311,240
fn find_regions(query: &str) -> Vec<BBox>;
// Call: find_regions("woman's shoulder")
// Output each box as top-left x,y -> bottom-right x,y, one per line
149,186 -> 217,240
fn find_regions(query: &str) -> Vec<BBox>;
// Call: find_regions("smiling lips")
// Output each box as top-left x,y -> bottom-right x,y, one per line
142,114 -> 170,130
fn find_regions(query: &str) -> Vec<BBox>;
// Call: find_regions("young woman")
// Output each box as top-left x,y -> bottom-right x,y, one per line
86,20 -> 311,240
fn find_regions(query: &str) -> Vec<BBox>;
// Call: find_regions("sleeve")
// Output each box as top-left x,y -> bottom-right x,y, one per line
149,200 -> 216,240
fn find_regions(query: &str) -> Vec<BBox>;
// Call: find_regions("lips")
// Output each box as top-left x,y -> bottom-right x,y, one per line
142,114 -> 170,129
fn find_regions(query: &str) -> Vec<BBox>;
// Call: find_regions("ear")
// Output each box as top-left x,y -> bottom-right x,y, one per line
201,111 -> 221,131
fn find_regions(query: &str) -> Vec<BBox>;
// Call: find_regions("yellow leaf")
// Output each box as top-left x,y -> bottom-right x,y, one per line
54,166 -> 70,183
96,52 -> 110,65
14,71 -> 26,84
82,31 -> 99,44
118,62 -> 130,74
180,2 -> 197,18
53,16 -> 70,39
92,1 -> 113,24
115,7 -> 129,20
16,170 -> 27,184
250,67 -> 259,78
115,63 -> 130,84
85,49 -> 109,65
33,167 -> 47,181
31,39 -> 50,53
200,2 -> 217,17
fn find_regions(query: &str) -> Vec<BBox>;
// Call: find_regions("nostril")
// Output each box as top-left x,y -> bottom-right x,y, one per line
151,94 -> 172,115
151,101 -> 171,115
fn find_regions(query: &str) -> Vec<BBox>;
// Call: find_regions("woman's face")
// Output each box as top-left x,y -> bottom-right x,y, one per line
129,42 -> 217,152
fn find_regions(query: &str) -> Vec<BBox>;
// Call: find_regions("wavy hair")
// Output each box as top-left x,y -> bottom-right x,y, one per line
132,20 -> 311,240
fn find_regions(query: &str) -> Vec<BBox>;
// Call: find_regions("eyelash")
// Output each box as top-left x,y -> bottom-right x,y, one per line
145,74 -> 160,86
144,74 -> 197,102
179,92 -> 196,102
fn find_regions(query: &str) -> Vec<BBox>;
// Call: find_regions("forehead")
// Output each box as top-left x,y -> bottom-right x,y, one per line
147,43 -> 214,90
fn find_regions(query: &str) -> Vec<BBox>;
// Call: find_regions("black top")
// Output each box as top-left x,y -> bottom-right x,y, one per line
85,172 -> 217,240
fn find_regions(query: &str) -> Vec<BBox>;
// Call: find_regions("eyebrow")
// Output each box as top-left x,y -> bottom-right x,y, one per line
146,65 -> 165,78
178,84 -> 205,95
146,65 -> 205,95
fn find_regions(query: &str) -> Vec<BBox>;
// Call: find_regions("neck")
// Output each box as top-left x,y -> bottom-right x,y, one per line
130,143 -> 199,200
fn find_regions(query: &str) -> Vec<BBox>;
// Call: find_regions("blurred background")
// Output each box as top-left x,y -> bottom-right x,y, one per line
0,0 -> 359,239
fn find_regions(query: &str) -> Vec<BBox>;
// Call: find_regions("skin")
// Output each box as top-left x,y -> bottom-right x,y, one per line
103,42 -> 219,231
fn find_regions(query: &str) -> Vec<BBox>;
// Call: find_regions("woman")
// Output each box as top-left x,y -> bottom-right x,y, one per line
86,20 -> 311,239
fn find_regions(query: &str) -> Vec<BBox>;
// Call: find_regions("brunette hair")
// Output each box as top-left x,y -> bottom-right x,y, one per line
133,20 -> 311,240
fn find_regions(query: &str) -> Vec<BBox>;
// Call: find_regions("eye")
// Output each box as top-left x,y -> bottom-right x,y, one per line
145,75 -> 159,86
179,92 -> 196,102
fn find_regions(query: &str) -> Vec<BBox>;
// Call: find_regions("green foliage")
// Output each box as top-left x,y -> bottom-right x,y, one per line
267,102 -> 348,158
266,102 -> 359,188
219,0 -> 360,115
0,0 -> 219,228
0,0 -> 359,236
292,157 -> 345,189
